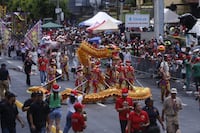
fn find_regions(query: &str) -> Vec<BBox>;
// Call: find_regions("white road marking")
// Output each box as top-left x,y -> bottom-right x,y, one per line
96,102 -> 107,107
182,103 -> 187,106
17,66 -> 23,71
7,60 -> 13,64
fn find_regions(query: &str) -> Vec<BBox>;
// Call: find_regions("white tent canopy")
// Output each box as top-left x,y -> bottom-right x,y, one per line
79,11 -> 122,26
164,8 -> 180,23
92,19 -> 119,33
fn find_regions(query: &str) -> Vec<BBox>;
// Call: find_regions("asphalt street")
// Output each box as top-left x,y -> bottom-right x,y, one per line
0,55 -> 199,133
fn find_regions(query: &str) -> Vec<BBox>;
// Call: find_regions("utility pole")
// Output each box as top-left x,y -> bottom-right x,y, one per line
119,1 -> 124,21
56,0 -> 61,24
199,0 -> 200,7
154,0 -> 164,39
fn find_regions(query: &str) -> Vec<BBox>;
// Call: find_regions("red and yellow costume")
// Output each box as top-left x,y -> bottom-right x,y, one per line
125,61 -> 135,89
59,53 -> 69,80
91,64 -> 105,93
117,62 -> 126,89
75,66 -> 84,92
160,70 -> 171,102
47,59 -> 57,91
105,65 -> 117,86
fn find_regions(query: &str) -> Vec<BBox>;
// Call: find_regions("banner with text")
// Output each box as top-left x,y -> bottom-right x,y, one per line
25,20 -> 42,47
125,14 -> 150,28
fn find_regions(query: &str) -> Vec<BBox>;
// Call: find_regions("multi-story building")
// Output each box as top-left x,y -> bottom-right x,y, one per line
67,0 -> 199,20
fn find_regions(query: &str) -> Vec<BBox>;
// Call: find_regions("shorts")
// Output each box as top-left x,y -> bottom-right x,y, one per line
49,108 -> 62,120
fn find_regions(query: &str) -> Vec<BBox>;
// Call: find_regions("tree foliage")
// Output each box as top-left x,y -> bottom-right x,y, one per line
6,0 -> 69,21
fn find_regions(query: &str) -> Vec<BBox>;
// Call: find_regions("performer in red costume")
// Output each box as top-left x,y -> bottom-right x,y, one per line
47,59 -> 57,92
75,66 -> 84,92
125,61 -> 135,90
91,61 -> 104,93
117,61 -> 126,89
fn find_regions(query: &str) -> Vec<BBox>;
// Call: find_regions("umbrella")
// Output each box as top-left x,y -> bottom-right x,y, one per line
88,37 -> 101,44
41,22 -> 63,28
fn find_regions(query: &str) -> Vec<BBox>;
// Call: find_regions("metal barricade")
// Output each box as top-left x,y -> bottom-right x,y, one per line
131,56 -> 157,76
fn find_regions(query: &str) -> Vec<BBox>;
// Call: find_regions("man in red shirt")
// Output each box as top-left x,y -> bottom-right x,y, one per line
37,54 -> 48,85
71,103 -> 86,133
115,88 -> 133,133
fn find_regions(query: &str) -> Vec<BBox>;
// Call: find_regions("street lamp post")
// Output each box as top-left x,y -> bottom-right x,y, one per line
55,0 -> 61,24
154,0 -> 164,39
119,1 -> 124,21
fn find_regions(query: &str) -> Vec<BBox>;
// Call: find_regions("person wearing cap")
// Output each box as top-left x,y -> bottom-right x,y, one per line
71,103 -> 86,133
47,84 -> 62,133
63,90 -> 83,133
38,54 -> 48,85
0,92 -> 25,133
59,52 -> 69,81
142,98 -> 165,133
115,88 -> 133,133
0,63 -> 11,100
22,92 -> 37,133
29,91 -> 50,133
162,88 -> 183,133
127,102 -> 150,133
24,56 -> 36,86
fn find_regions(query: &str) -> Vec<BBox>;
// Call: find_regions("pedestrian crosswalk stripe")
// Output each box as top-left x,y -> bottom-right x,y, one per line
97,102 -> 107,107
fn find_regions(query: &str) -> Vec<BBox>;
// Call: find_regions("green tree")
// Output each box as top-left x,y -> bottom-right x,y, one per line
7,0 -> 69,21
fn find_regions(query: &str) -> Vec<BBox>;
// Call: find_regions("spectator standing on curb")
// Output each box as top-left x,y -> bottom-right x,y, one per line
22,92 -> 37,133
24,56 -> 36,86
142,98 -> 165,133
0,63 -> 11,100
47,84 -> 62,133
21,42 -> 28,62
115,88 -> 133,133
38,54 -> 48,85
30,48 -> 38,75
192,58 -> 200,93
183,55 -> 192,91
0,92 -> 25,133
71,103 -> 87,133
29,91 -> 50,133
162,88 -> 183,133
